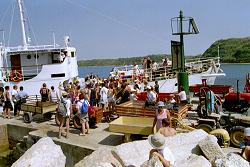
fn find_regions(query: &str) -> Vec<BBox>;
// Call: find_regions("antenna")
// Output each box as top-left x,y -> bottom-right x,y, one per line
53,32 -> 56,48
0,30 -> 5,46
17,0 -> 28,49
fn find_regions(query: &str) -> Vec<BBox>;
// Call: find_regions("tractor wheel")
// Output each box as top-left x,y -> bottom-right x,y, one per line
73,116 -> 82,129
196,124 -> 213,133
230,126 -> 245,147
197,104 -> 207,118
23,112 -> 33,123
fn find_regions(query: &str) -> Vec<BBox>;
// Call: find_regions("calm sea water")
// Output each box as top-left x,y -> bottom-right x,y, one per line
79,64 -> 250,91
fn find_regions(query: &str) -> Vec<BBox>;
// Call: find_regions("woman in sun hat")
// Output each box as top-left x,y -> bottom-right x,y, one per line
241,127 -> 250,162
148,133 -> 175,167
152,101 -> 171,132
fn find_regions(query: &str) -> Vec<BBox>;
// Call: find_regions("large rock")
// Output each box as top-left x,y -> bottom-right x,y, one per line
175,154 -> 211,167
75,147 -> 122,167
114,130 -> 212,167
12,137 -> 66,167
198,136 -> 225,162
165,129 -> 213,161
213,153 -> 249,167
114,140 -> 152,167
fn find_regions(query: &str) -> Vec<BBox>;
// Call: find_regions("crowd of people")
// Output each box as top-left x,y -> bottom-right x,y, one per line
1,72 -> 249,166
131,56 -> 170,82
2,85 -> 28,119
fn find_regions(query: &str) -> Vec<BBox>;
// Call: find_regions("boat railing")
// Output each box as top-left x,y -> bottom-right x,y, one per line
110,57 -> 220,82
186,57 -> 220,65
0,65 -> 43,82
133,57 -> 218,82
112,65 -> 135,73
7,44 -> 62,52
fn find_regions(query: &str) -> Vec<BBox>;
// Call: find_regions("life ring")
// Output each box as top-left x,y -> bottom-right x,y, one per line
10,70 -> 22,82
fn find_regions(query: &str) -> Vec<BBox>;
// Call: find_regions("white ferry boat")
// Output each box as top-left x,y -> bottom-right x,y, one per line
0,0 -> 78,95
110,57 -> 225,93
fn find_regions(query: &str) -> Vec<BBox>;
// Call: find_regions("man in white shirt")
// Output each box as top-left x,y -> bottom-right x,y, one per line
100,83 -> 108,109
133,64 -> 140,77
50,86 -> 59,103
11,85 -> 18,116
152,61 -> 158,71
16,86 -> 28,116
145,86 -> 157,108
77,93 -> 90,136
178,86 -> 188,104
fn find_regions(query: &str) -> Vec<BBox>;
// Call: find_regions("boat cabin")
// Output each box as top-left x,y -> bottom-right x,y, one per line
1,45 -> 76,82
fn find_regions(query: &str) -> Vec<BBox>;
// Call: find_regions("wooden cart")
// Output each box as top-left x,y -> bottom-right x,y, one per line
21,95 -> 58,123
109,116 -> 154,142
111,101 -> 190,141
116,100 -> 189,123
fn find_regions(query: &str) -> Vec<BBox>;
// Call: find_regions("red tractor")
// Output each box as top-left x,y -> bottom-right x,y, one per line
195,79 -> 250,147
222,80 -> 250,115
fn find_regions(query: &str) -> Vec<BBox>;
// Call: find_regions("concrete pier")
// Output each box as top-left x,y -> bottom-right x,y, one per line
0,124 -> 9,155
0,112 -> 124,167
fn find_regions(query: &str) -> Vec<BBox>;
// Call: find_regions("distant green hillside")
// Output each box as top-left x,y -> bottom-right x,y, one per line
77,54 -> 170,66
78,37 -> 250,66
203,37 -> 250,63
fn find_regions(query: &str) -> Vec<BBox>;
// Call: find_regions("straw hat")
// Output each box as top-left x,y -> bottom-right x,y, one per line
61,91 -> 68,96
244,127 -> 250,137
158,101 -> 165,108
170,94 -> 175,97
134,79 -> 140,83
148,133 -> 166,150
130,88 -> 136,92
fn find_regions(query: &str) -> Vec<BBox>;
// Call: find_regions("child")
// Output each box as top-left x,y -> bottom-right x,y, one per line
241,127 -> 250,162
168,94 -> 176,104
158,118 -> 176,137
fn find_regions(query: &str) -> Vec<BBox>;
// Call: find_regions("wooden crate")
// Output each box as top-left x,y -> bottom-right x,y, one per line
169,105 -> 189,121
72,105 -> 103,124
116,101 -> 155,117
94,107 -> 103,123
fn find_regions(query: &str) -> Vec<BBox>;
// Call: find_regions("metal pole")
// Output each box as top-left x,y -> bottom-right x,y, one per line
53,32 -> 56,48
177,11 -> 189,93
217,45 -> 220,58
180,11 -> 184,72
17,0 -> 28,49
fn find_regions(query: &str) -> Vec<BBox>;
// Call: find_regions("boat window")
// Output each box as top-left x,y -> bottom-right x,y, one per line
27,55 -> 31,59
51,73 -> 65,78
34,55 -> 39,59
52,52 -> 61,63
71,52 -> 75,57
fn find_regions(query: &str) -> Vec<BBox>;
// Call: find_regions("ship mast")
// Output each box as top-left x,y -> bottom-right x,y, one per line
17,0 -> 28,49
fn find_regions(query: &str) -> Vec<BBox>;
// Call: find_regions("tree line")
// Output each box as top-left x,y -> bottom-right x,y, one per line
78,37 -> 250,66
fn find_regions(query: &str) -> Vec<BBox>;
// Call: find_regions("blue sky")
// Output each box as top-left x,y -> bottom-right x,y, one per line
1,0 -> 250,60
